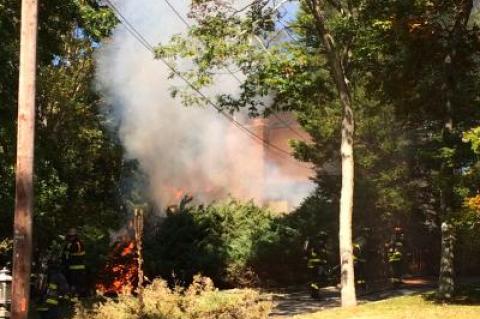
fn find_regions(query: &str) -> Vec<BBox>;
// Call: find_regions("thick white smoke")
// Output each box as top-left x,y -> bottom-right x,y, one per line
95,0 -> 314,210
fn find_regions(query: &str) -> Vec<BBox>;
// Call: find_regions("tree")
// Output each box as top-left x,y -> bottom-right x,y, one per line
0,0 -> 124,259
157,0 -> 413,306
303,1 -> 357,305
358,0 -> 480,298
34,32 -> 126,248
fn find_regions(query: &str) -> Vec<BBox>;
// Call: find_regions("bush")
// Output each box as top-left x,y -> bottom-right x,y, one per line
145,199 -> 277,287
143,195 -> 341,288
72,275 -> 271,319
252,192 -> 339,286
0,238 -> 12,267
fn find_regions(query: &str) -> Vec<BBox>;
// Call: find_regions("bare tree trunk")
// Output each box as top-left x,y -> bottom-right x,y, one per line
12,0 -> 38,318
339,102 -> 356,306
308,0 -> 357,307
134,208 -> 145,313
438,222 -> 455,299
436,0 -> 473,300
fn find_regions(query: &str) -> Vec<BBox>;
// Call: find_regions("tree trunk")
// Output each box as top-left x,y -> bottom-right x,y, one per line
436,0 -> 474,299
134,208 -> 145,313
339,102 -> 356,307
308,0 -> 357,306
438,222 -> 455,299
437,54 -> 455,299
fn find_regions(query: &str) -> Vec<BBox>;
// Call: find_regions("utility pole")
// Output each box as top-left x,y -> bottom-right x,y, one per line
12,0 -> 39,318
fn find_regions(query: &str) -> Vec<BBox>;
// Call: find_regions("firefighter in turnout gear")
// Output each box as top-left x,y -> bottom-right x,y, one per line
37,263 -> 70,319
62,228 -> 87,297
305,231 -> 330,299
354,228 -> 370,290
387,227 -> 404,287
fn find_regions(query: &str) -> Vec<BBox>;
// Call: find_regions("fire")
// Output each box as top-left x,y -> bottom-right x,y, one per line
96,239 -> 139,295
160,185 -> 188,203
174,189 -> 184,201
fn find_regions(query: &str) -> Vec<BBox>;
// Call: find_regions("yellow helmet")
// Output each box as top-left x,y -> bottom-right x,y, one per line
67,228 -> 78,237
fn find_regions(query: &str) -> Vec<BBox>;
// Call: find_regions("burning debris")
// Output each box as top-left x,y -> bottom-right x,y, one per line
96,209 -> 145,295
96,238 -> 139,295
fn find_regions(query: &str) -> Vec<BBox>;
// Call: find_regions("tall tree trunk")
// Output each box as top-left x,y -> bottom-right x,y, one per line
438,222 -> 455,299
338,96 -> 356,307
436,0 -> 473,299
308,0 -> 357,306
438,52 -> 455,298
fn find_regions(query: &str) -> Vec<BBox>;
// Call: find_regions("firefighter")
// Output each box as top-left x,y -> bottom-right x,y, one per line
387,227 -> 404,287
305,231 -> 330,299
62,228 -> 87,297
354,228 -> 369,290
37,263 -> 70,319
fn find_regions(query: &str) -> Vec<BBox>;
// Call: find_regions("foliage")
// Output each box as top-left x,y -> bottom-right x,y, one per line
33,33 -> 127,252
359,0 -> 480,221
145,193 -> 348,287
0,238 -> 12,267
463,127 -> 480,155
145,199 -> 279,287
72,275 -> 271,319
251,191 -> 338,286
0,0 -> 129,259
464,195 -> 480,213
154,0 -> 480,284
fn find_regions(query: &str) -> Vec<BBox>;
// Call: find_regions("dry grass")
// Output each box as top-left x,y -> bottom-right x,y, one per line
294,294 -> 480,319
72,275 -> 271,319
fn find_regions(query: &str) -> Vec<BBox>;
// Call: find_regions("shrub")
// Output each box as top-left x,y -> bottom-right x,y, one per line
72,275 -> 271,319
145,199 -> 277,287
0,238 -> 12,267
143,195 -> 341,287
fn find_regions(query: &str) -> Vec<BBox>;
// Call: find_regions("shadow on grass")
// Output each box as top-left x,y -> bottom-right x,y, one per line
30,296 -> 107,319
423,283 -> 480,305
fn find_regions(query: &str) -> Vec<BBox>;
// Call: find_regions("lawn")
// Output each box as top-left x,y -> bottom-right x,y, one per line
294,294 -> 480,319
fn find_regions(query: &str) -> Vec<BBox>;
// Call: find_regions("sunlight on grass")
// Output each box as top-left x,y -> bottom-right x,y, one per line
294,295 -> 480,319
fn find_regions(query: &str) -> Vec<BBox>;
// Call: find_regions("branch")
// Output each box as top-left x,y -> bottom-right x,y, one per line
233,0 -> 267,15
254,34 -> 272,53
325,0 -> 343,12
273,0 -> 293,12
460,0 -> 474,29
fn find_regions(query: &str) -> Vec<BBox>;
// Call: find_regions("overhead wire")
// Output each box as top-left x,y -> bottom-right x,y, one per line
103,0 -> 311,169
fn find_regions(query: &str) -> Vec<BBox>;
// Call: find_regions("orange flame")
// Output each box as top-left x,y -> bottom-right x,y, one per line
96,240 -> 138,295
174,189 -> 184,201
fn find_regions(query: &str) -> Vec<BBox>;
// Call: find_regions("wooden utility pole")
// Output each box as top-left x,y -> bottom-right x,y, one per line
12,0 -> 39,318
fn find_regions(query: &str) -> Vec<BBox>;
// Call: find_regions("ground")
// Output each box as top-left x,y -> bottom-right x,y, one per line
292,294 -> 480,319
267,277 -> 480,319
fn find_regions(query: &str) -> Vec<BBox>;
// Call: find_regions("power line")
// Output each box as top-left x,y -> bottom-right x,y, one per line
272,113 -> 310,140
161,0 -> 308,142
277,18 -> 299,42
161,0 -> 245,84
104,0 -> 311,169
162,0 -> 190,27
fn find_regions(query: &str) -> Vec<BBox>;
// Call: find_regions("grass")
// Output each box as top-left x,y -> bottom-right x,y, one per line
294,294 -> 480,319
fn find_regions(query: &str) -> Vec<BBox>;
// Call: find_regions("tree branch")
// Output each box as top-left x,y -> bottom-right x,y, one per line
325,0 -> 343,12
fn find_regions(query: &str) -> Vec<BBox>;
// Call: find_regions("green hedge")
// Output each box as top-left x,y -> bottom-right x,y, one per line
144,196 -> 337,288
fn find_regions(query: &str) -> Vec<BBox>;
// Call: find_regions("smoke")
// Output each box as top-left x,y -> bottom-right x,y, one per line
95,0 -> 314,210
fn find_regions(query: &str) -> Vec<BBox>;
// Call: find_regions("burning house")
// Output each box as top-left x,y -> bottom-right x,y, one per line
229,114 -> 315,213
